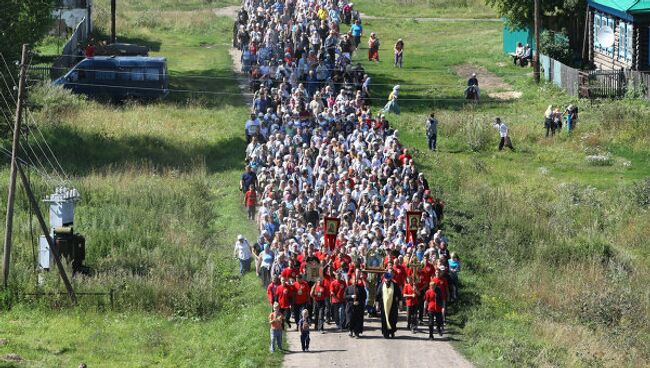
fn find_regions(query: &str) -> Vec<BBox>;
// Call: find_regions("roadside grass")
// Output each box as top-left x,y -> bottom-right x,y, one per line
0,2 -> 282,367
346,6 -> 650,367
355,0 -> 496,19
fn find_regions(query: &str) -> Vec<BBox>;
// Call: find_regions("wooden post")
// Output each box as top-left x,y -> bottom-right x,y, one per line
16,162 -> 77,304
582,6 -> 590,66
2,44 -> 29,289
534,0 -> 541,83
110,0 -> 116,44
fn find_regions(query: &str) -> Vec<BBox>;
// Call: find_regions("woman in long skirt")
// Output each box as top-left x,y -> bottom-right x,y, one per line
383,85 -> 400,115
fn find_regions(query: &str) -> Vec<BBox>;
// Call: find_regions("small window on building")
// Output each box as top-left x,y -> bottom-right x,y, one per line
626,23 -> 633,62
606,17 -> 615,56
594,13 -> 602,49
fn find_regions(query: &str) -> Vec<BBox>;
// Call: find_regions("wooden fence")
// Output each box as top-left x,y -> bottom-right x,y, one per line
540,54 -> 650,100
540,54 -> 581,96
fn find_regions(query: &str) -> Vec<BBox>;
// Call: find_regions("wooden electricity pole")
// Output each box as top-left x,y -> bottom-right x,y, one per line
534,0 -> 541,83
110,0 -> 116,44
2,44 -> 29,289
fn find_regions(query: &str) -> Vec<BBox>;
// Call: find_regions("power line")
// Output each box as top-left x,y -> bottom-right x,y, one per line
40,54 -> 537,77
1,53 -> 70,186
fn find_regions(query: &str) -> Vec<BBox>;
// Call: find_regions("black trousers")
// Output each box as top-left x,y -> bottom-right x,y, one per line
428,311 -> 443,336
292,303 -> 306,328
407,305 -> 418,330
300,331 -> 310,351
498,137 -> 514,151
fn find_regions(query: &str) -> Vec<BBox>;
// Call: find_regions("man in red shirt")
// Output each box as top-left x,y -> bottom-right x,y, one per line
84,40 -> 96,58
398,147 -> 412,166
310,277 -> 329,332
276,276 -> 294,329
432,268 -> 449,325
417,261 -> 433,321
403,276 -> 418,333
243,184 -> 257,220
292,273 -> 310,331
266,275 -> 280,308
424,281 -> 443,339
329,272 -> 347,330
281,261 -> 300,282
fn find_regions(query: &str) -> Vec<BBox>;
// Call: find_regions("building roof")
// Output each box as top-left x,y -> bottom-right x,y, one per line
590,0 -> 650,14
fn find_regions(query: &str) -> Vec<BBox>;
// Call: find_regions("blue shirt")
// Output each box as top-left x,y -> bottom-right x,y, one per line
351,24 -> 362,37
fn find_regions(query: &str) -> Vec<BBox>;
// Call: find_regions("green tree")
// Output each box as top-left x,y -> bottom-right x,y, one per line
0,0 -> 54,135
486,0 -> 586,29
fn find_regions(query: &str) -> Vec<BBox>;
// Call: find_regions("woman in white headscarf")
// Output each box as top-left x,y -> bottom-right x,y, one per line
382,85 -> 400,115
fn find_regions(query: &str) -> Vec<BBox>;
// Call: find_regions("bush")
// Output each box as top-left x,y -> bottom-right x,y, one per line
29,84 -> 86,120
630,177 -> 650,207
461,116 -> 492,151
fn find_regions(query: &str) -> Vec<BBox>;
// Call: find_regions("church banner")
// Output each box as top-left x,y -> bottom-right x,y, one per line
324,216 -> 341,250
406,211 -> 422,243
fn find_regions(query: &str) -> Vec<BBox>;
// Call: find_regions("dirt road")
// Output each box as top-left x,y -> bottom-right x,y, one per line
283,314 -> 473,368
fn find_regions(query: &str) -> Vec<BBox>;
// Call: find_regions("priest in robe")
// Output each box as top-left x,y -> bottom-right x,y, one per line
344,275 -> 367,338
376,272 -> 401,338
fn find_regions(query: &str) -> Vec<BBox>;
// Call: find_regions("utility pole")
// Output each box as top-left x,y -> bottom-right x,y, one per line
110,0 -> 116,44
16,163 -> 76,304
534,0 -> 541,83
2,44 -> 29,289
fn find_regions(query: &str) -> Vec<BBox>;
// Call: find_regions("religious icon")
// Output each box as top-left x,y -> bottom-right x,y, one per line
408,216 -> 420,231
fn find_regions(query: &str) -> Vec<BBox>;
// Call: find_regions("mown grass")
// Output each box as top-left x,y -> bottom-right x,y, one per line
346,4 -> 650,366
0,2 -> 282,367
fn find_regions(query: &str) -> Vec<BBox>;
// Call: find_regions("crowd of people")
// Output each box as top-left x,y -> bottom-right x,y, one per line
231,0 -> 463,353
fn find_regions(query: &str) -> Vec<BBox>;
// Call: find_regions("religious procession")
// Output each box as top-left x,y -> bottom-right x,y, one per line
231,0 -> 461,353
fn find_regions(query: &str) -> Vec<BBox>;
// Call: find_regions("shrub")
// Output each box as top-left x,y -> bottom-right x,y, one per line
461,116 -> 492,152
630,177 -> 650,207
29,84 -> 86,120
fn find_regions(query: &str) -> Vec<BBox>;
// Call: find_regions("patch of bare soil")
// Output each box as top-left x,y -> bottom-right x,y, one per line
213,5 -> 240,18
3,353 -> 22,362
453,64 -> 521,100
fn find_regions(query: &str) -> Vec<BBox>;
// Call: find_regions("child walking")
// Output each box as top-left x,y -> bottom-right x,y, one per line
298,308 -> 311,352
269,302 -> 284,352
244,184 -> 257,220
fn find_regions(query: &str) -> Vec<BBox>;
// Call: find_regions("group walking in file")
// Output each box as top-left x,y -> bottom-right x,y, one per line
232,0 -> 462,353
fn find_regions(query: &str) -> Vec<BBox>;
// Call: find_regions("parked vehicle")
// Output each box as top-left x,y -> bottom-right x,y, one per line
53,56 -> 169,101
95,43 -> 150,57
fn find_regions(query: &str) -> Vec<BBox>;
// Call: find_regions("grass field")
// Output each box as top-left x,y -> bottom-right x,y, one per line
1,2 -> 281,367
1,0 -> 649,367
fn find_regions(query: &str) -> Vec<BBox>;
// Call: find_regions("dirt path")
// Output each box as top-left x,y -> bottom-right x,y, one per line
283,314 -> 473,368
214,6 -> 253,103
453,64 -> 522,100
